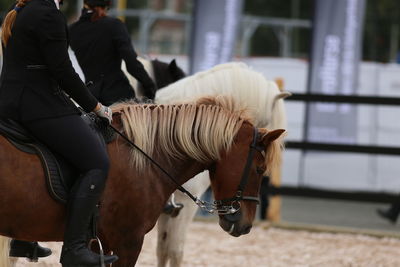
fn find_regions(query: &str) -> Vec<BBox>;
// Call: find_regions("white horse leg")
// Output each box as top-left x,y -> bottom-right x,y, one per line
156,171 -> 210,267
167,193 -> 198,267
157,213 -> 170,267
157,194 -> 200,267
0,236 -> 12,267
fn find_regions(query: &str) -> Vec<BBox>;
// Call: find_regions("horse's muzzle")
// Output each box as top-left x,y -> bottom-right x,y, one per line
219,211 -> 253,237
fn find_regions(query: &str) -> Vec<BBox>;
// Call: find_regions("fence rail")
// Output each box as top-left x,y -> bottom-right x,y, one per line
266,185 -> 398,203
286,93 -> 400,105
286,141 -> 400,155
269,93 -> 400,203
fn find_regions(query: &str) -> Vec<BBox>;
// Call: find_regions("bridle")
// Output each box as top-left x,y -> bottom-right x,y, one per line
107,119 -> 264,216
197,127 -> 264,215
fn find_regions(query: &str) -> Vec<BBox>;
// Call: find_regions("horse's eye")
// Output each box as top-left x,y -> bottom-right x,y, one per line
256,166 -> 265,175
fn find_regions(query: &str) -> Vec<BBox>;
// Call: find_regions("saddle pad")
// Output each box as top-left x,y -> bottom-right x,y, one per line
0,114 -> 113,204
31,142 -> 71,203
0,131 -> 71,204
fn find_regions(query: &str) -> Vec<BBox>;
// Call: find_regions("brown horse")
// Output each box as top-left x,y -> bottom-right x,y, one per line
0,97 -> 284,266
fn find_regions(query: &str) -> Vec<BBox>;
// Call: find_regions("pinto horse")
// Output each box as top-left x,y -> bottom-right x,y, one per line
122,57 -> 186,98
0,97 -> 284,266
154,62 -> 290,267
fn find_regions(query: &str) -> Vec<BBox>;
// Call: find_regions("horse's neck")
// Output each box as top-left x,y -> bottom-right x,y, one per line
106,141 -> 207,228
147,156 -> 207,203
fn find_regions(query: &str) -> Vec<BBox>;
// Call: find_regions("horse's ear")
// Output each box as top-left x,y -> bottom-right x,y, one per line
278,91 -> 292,99
169,59 -> 178,70
261,129 -> 285,146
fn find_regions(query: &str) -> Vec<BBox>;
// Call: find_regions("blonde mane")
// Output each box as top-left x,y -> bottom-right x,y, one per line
111,98 -> 245,172
112,97 -> 283,178
155,62 -> 288,130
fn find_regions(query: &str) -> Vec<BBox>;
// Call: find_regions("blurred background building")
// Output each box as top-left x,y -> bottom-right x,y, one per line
1,0 -> 399,62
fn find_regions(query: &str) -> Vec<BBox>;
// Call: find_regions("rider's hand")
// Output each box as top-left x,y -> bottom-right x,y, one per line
94,103 -> 112,125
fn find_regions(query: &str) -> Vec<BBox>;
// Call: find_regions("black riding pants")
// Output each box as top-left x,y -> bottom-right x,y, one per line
23,114 -> 109,177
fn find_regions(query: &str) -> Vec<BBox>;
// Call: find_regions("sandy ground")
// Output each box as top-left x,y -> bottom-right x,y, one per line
12,221 -> 400,267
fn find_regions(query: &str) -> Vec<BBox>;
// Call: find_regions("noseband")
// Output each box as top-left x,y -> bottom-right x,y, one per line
197,127 -> 264,215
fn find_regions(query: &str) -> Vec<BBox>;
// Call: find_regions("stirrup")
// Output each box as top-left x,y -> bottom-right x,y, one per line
60,242 -> 118,267
89,237 -> 106,267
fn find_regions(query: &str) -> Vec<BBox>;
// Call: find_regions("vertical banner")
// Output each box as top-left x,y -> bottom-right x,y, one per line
189,0 -> 243,74
306,0 -> 366,143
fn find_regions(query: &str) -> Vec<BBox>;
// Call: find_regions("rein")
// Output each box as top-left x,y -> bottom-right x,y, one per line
108,123 -> 261,215
108,124 -> 199,203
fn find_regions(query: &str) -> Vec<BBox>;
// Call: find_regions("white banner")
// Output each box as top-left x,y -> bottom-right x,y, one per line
189,0 -> 243,74
306,0 -> 366,144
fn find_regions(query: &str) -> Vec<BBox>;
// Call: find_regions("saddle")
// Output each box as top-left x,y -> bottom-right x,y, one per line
0,113 -> 115,204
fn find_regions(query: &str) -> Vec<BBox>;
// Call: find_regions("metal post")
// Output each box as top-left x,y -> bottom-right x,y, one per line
241,20 -> 259,57
184,16 -> 192,55
138,12 -> 156,55
291,0 -> 300,56
76,0 -> 83,16
117,0 -> 127,22
390,23 -> 399,63
107,9 -> 310,57
281,26 -> 291,58
274,26 -> 292,58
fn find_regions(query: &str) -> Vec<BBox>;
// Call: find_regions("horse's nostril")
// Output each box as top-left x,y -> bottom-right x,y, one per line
243,225 -> 252,234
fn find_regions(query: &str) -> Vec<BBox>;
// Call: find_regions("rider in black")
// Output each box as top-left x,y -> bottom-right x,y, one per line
0,0 -> 118,266
69,0 -> 156,105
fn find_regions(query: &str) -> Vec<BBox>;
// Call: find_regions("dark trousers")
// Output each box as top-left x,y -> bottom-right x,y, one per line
23,115 -> 109,175
23,115 -> 117,265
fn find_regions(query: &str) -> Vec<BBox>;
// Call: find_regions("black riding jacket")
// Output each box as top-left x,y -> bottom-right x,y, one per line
69,11 -> 156,105
0,0 -> 98,121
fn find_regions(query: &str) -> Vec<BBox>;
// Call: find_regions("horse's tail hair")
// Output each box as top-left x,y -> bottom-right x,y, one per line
0,236 -> 11,267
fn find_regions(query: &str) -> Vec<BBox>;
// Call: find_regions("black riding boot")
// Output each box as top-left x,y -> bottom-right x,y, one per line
60,169 -> 118,267
9,240 -> 52,261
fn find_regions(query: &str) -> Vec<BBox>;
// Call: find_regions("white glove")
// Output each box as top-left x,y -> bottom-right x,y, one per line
94,103 -> 112,125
